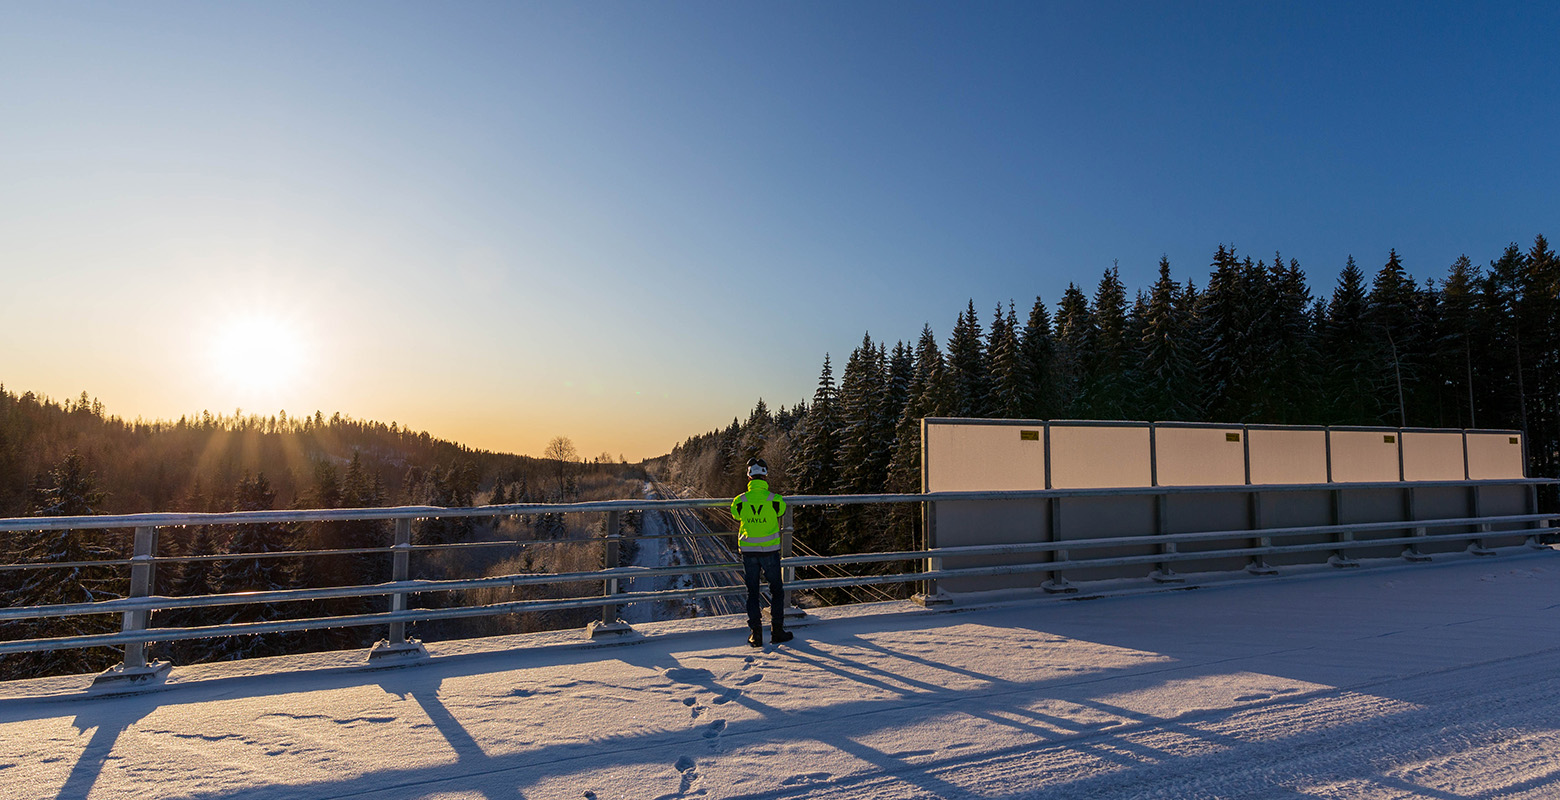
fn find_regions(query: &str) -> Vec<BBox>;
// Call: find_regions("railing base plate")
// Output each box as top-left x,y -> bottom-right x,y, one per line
1149,569 -> 1184,584
1245,561 -> 1279,576
1042,578 -> 1078,594
1467,545 -> 1497,557
586,620 -> 634,639
1327,555 -> 1361,568
911,592 -> 954,608
91,660 -> 171,691
1401,549 -> 1433,563
368,639 -> 429,663
782,606 -> 810,623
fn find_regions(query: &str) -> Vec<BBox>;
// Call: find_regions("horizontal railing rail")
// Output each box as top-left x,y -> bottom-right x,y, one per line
0,478 -> 1555,683
2,477 -> 1547,532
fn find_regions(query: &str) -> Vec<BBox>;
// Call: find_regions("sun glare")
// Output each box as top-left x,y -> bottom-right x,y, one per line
210,314 -> 309,395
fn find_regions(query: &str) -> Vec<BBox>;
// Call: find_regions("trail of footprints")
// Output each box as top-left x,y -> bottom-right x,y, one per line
590,653 -> 835,799
662,655 -> 764,797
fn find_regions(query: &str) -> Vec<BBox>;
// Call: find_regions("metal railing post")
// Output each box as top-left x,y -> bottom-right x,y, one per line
91,525 -> 171,687
781,507 -> 808,622
1246,488 -> 1278,574
912,499 -> 953,607
1524,483 -> 1546,549
390,517 -> 412,643
1402,485 -> 1431,562
1042,496 -> 1076,593
123,525 -> 155,670
1467,484 -> 1496,556
1328,488 -> 1360,568
369,517 -> 427,661
589,511 -> 633,637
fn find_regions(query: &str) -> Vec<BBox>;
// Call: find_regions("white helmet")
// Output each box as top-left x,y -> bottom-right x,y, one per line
746,458 -> 768,479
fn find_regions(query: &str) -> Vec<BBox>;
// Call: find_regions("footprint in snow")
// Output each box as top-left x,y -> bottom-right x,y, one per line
674,756 -> 700,794
665,668 -> 716,684
781,772 -> 832,786
736,674 -> 762,686
701,720 -> 726,738
1235,693 -> 1272,703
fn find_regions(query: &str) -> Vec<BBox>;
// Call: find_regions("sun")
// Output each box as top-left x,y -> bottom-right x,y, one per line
209,313 -> 309,395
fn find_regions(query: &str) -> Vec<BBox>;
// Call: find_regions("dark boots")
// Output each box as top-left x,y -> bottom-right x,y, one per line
748,626 -> 794,647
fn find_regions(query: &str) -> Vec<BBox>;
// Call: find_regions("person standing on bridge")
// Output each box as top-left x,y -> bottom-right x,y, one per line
731,458 -> 793,647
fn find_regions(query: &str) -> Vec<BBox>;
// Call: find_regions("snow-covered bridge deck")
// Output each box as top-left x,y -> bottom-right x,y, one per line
5,550 -> 1560,800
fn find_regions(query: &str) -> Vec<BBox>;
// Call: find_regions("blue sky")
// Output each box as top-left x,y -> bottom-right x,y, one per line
2,1 -> 1556,459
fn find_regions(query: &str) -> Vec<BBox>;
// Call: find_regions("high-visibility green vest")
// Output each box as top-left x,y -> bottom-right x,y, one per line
730,479 -> 786,552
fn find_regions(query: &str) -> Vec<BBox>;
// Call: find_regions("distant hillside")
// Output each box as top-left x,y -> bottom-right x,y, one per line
0,385 -> 640,517
0,385 -> 652,678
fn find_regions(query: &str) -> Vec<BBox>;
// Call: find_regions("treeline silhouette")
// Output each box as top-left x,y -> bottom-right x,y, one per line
666,237 -> 1559,597
0,388 -> 645,678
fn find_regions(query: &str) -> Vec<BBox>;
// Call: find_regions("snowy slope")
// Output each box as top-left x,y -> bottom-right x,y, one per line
3,549 -> 1559,800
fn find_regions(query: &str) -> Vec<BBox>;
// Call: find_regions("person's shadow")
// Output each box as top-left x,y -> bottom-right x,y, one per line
53,698 -> 157,800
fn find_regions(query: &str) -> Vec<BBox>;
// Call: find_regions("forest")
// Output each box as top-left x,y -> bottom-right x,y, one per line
0,389 -> 647,679
665,237 -> 1560,583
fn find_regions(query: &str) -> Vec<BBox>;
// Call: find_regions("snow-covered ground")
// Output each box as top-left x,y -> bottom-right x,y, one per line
4,549 -> 1560,800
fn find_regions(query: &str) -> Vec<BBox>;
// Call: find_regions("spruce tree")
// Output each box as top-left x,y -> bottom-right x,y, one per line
946,300 -> 989,417
739,399 -> 774,464
834,333 -> 890,496
883,341 -> 915,474
793,355 -> 841,497
1438,255 -> 1482,428
0,450 -> 121,679
1264,255 -> 1321,423
832,334 -> 891,557
1018,297 -> 1056,419
1367,248 -> 1421,426
1139,257 -> 1194,420
1052,284 -> 1093,416
1321,256 -> 1382,424
987,303 -> 1026,418
1196,245 -> 1250,420
886,327 -> 942,497
1522,235 -> 1559,481
208,472 -> 296,661
791,355 -> 841,558
1085,267 -> 1131,418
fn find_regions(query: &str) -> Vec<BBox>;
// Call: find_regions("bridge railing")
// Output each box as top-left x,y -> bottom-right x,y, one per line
0,479 -> 1555,687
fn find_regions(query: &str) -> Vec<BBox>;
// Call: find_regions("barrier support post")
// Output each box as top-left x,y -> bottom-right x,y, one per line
1401,486 -> 1432,562
1246,489 -> 1278,575
371,517 -> 428,662
589,510 -> 633,638
1042,497 -> 1076,593
1467,485 -> 1496,556
913,500 -> 952,607
1150,493 -> 1183,583
92,525 -> 171,689
1328,488 -> 1361,568
780,507 -> 811,620
1524,483 -> 1547,549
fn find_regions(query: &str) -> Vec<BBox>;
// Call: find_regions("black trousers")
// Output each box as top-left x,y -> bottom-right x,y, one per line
742,550 -> 784,630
